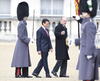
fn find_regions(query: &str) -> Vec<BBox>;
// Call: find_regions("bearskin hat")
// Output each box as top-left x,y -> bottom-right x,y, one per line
17,2 -> 29,21
79,0 -> 97,18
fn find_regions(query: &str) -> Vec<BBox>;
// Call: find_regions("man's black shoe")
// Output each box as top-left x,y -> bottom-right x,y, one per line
51,71 -> 58,77
60,75 -> 69,78
46,75 -> 52,78
32,73 -> 41,78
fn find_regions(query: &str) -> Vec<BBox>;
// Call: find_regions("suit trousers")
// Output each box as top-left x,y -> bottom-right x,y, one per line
52,60 -> 67,76
33,52 -> 50,75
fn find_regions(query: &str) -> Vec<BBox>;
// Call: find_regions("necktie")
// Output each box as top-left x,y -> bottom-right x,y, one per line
45,28 -> 49,36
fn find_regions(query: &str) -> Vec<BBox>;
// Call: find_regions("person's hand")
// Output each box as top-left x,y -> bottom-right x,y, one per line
61,31 -> 65,35
50,49 -> 53,52
86,55 -> 93,60
37,51 -> 41,55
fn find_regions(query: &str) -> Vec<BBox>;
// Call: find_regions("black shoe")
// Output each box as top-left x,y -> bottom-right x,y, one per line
46,74 -> 52,78
27,76 -> 33,78
60,75 -> 69,78
15,75 -> 22,78
32,73 -> 41,78
51,71 -> 58,77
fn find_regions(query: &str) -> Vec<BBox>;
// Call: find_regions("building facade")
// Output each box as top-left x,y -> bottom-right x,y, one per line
0,0 -> 99,42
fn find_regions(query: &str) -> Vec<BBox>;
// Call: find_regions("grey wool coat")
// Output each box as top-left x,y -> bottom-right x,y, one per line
76,18 -> 99,80
11,20 -> 31,67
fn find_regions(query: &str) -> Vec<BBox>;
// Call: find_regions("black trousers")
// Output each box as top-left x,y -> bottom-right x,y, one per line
52,60 -> 67,76
22,67 -> 28,77
15,67 -> 28,77
33,52 -> 50,76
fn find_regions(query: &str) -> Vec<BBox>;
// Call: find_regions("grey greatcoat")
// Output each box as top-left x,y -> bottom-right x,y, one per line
11,20 -> 31,67
76,18 -> 99,80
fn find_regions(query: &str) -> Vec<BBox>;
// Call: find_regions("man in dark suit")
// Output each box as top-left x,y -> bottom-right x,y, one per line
51,17 -> 70,77
32,19 -> 53,78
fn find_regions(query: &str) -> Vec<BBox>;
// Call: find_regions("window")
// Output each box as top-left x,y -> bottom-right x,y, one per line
41,0 -> 51,14
0,0 -> 11,15
53,0 -> 63,15
40,0 -> 64,15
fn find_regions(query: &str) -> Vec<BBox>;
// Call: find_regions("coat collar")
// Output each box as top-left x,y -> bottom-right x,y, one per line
82,18 -> 92,24
20,20 -> 27,25
41,26 -> 49,31
58,23 -> 65,27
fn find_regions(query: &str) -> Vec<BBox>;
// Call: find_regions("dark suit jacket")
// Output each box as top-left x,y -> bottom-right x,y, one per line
36,27 -> 52,52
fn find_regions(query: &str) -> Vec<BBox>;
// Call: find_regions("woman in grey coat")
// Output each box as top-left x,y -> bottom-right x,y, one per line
11,2 -> 31,78
77,0 -> 99,81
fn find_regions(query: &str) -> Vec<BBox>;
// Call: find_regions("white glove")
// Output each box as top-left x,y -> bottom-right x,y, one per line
73,16 -> 80,20
86,55 -> 93,60
75,16 -> 80,20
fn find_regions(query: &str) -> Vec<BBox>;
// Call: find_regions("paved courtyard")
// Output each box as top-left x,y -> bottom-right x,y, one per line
0,42 -> 99,81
